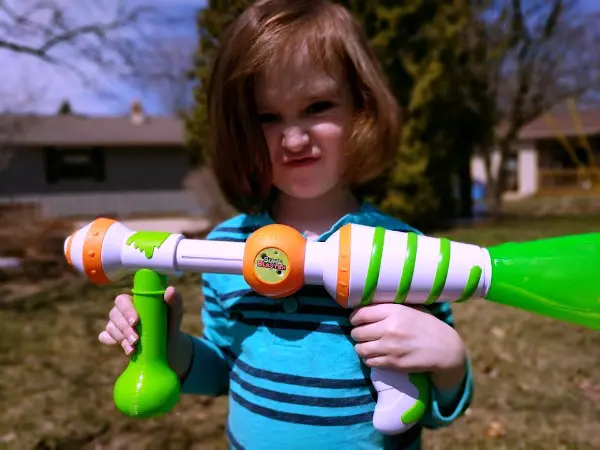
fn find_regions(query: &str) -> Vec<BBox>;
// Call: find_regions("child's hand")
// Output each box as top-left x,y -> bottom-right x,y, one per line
350,303 -> 467,390
98,286 -> 184,355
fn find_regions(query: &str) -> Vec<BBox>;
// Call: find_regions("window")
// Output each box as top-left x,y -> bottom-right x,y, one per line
44,147 -> 106,183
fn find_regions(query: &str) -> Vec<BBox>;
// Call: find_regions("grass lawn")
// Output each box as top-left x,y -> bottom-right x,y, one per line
1,214 -> 600,449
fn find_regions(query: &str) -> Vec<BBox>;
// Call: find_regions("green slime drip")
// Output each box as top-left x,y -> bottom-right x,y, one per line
126,231 -> 171,259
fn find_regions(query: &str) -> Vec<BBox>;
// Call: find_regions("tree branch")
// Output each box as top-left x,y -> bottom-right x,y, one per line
471,0 -> 599,212
0,0 -> 160,80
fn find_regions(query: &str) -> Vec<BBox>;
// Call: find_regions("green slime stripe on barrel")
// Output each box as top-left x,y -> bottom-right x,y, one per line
114,231 -> 180,418
484,232 -> 600,331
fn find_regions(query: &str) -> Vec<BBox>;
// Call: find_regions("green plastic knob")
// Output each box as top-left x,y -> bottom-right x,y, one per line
401,373 -> 430,424
113,269 -> 180,418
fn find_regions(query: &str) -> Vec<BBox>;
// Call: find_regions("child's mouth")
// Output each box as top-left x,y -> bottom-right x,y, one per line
285,156 -> 320,167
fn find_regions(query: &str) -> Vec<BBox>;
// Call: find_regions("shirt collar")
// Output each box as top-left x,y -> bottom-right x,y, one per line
252,201 -> 417,241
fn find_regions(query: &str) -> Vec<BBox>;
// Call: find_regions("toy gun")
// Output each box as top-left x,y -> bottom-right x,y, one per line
64,218 -> 600,435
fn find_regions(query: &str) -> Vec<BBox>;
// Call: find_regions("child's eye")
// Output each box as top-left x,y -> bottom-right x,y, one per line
259,113 -> 279,124
306,101 -> 335,115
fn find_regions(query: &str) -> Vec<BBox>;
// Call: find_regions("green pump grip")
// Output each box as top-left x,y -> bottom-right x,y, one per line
113,269 -> 180,417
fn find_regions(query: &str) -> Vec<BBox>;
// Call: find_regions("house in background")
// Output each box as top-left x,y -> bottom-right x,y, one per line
2,101 -> 598,221
471,109 -> 600,199
0,102 -> 212,220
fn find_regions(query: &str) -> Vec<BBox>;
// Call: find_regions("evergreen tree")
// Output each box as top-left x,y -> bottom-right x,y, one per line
341,0 -> 490,229
57,100 -> 73,115
185,0 -> 251,166
186,1 -> 492,227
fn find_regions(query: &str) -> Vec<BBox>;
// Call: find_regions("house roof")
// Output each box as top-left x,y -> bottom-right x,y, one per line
2,114 -> 184,147
2,107 -> 599,148
517,109 -> 600,140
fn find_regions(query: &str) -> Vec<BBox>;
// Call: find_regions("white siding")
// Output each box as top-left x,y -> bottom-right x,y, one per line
471,151 -> 502,186
470,141 -> 539,199
517,147 -> 538,196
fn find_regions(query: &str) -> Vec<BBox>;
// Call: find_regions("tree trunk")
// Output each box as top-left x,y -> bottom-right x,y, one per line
486,135 -> 513,219
457,150 -> 473,218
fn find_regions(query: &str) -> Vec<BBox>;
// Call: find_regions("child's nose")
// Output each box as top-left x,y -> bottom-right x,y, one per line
282,126 -> 310,152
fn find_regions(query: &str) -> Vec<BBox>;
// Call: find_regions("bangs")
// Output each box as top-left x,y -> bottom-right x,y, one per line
232,6 -> 349,85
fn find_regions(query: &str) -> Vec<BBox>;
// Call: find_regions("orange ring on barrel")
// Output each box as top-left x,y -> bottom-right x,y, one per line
83,218 -> 116,284
335,223 -> 351,308
242,224 -> 306,298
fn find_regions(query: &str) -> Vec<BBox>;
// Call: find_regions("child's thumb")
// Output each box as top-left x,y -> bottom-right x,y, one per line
164,286 -> 184,331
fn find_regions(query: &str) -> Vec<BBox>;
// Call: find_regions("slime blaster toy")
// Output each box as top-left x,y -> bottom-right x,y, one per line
64,218 -> 600,435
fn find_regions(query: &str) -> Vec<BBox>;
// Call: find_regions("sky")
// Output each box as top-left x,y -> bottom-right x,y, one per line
0,0 -> 204,116
1,0 -> 598,117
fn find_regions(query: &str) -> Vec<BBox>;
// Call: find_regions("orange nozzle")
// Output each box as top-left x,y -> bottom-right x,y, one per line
82,217 -> 116,284
242,224 -> 306,298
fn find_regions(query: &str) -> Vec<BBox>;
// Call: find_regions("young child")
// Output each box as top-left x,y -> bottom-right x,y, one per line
99,1 -> 473,448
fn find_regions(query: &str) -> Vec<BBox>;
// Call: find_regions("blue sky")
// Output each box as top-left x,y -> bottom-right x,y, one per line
2,0 -> 597,117
582,0 -> 600,11
1,0 -> 204,116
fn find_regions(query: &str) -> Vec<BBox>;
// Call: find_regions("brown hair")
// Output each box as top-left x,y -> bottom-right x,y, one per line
207,0 -> 400,214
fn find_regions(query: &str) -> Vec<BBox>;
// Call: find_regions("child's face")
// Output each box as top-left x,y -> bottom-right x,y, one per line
255,59 -> 353,200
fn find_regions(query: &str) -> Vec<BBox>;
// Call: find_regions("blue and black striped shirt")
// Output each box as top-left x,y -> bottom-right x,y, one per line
181,202 -> 473,449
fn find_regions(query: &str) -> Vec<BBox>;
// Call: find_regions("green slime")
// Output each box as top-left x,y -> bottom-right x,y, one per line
126,231 -> 171,258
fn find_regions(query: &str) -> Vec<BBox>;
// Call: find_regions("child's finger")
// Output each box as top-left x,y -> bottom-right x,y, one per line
100,324 -> 134,355
354,340 -> 386,360
349,304 -> 401,326
105,321 -> 125,343
121,339 -> 134,355
114,294 -> 139,326
109,305 -> 138,342
98,330 -> 117,345
165,286 -> 184,334
164,286 -> 182,307
350,322 -> 384,343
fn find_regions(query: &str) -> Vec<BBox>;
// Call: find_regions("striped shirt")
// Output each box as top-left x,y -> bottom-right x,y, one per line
181,202 -> 473,449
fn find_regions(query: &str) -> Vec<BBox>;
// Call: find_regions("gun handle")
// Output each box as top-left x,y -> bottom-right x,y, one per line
113,269 -> 180,417
372,368 -> 429,435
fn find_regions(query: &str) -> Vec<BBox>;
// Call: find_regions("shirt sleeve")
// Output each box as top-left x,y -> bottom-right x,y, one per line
179,274 -> 231,396
419,301 -> 474,429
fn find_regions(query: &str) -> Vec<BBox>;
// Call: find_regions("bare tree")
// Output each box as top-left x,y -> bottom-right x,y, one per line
473,0 -> 600,215
0,0 -> 166,79
0,115 -> 23,173
0,0 -> 179,174
126,33 -> 198,116
0,72 -> 48,173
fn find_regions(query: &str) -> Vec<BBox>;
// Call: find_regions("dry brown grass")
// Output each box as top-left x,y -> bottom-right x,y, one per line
0,274 -> 229,450
502,194 -> 600,217
1,214 -> 600,449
